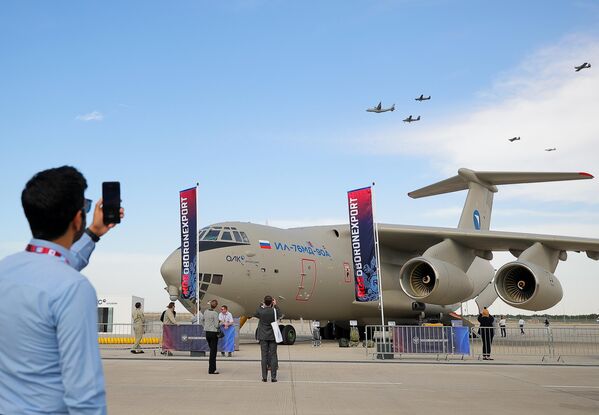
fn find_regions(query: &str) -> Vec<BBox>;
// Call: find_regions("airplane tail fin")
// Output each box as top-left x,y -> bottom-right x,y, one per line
391,104 -> 395,111
408,168 -> 593,230
416,116 -> 420,120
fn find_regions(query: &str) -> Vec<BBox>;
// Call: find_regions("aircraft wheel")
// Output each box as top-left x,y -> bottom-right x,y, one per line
282,325 -> 296,345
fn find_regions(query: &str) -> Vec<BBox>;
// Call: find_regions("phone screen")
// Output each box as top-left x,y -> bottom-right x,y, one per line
102,182 -> 121,225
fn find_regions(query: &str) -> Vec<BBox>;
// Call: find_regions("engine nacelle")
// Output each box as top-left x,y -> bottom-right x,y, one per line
494,261 -> 563,311
399,257 -> 474,305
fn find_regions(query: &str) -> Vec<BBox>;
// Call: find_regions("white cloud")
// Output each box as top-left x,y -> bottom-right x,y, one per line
366,34 -> 599,204
76,111 -> 104,122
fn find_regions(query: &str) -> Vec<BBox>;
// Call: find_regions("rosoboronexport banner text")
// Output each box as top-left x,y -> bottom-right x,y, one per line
347,186 -> 379,302
179,187 -> 197,300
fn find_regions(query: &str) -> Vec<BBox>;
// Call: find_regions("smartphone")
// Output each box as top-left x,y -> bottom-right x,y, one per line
102,182 -> 121,225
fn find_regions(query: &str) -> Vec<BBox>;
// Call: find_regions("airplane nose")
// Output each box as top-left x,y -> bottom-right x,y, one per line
160,248 -> 180,285
160,248 -> 183,301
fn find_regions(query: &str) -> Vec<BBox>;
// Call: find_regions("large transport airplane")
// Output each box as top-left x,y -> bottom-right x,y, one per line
160,168 -> 599,344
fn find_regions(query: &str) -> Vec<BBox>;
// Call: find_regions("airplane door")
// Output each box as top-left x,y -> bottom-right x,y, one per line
296,259 -> 316,301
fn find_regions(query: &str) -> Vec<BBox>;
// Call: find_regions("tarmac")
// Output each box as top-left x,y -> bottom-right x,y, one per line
102,338 -> 599,415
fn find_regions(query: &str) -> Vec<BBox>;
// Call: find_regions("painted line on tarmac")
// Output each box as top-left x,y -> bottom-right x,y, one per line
543,385 -> 599,389
184,379 -> 403,385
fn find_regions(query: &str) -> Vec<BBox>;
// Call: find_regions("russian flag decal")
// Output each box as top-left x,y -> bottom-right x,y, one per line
259,240 -> 272,249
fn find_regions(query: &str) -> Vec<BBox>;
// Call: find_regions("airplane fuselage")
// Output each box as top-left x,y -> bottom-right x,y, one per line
366,108 -> 393,113
160,222 -> 457,325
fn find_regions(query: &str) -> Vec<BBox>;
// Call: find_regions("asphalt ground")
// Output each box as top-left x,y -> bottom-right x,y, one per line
102,340 -> 599,415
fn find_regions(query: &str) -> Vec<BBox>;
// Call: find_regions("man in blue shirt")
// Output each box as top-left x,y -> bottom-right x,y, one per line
0,166 -> 124,415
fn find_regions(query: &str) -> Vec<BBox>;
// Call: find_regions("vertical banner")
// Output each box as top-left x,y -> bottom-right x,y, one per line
179,187 -> 197,300
347,186 -> 379,302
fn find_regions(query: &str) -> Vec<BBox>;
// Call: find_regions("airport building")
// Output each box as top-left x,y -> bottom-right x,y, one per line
97,294 -> 144,333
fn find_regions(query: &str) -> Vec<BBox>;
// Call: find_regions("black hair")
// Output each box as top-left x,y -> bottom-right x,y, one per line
264,295 -> 273,306
135,302 -> 142,308
21,166 -> 87,240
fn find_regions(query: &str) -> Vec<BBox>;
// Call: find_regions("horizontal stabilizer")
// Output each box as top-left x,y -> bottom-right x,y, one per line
408,168 -> 593,199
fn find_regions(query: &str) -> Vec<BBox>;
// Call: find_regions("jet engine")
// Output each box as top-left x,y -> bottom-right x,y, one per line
494,261 -> 563,311
399,257 -> 474,305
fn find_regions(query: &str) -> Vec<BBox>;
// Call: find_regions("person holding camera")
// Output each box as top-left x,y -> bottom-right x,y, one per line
204,299 -> 220,374
0,166 -> 124,415
254,295 -> 281,382
478,308 -> 495,360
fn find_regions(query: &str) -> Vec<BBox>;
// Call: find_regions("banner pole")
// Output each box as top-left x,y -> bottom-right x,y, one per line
195,182 -> 200,324
371,182 -> 385,330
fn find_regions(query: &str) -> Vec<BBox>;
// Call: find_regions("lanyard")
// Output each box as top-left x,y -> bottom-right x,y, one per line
25,244 -> 69,264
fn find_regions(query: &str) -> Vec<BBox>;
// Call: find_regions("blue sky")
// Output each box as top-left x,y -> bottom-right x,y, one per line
2,1 -> 599,314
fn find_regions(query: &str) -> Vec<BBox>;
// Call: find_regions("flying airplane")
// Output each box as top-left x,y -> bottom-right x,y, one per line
415,94 -> 431,101
403,115 -> 421,123
160,169 -> 599,344
508,137 -> 520,142
366,102 -> 395,113
545,148 -> 556,152
575,62 -> 591,72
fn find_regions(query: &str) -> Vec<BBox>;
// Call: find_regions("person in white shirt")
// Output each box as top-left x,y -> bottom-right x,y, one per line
518,318 -> 525,335
499,316 -> 507,337
219,305 -> 235,357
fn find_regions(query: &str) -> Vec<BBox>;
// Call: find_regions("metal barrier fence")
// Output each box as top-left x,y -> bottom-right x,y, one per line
365,325 -> 471,360
365,325 -> 599,361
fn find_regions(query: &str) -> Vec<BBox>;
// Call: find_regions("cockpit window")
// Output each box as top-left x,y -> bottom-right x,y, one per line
240,232 -> 250,243
204,230 -> 220,241
232,231 -> 243,243
199,226 -> 250,244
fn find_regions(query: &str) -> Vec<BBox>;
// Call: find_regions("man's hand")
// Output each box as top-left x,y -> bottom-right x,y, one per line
88,198 -> 125,237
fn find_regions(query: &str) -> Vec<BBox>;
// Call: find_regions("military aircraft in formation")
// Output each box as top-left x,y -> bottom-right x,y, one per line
415,94 -> 431,101
545,148 -> 557,152
575,62 -> 591,72
160,169 -> 599,344
508,136 -> 521,142
403,115 -> 421,123
366,102 -> 395,113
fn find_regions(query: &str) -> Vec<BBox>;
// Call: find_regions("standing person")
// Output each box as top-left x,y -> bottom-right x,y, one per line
478,308 -> 495,360
204,299 -> 220,374
160,302 -> 177,356
219,305 -> 235,357
255,295 -> 281,382
131,302 -> 145,354
519,318 -> 525,335
499,315 -> 507,338
0,166 -> 124,415
163,302 -> 177,325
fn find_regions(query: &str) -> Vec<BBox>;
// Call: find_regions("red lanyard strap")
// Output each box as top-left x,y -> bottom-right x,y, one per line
26,244 -> 69,264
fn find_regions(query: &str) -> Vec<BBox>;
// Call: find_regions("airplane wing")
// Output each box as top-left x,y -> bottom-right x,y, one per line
371,224 -> 599,258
